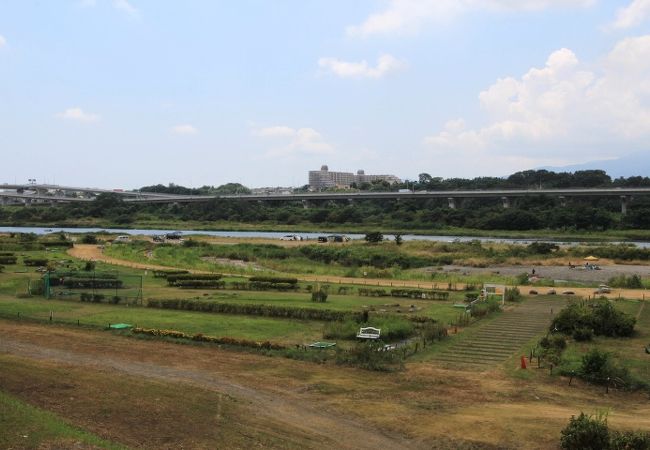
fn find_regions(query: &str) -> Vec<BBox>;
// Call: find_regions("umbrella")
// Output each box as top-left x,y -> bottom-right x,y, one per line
584,256 -> 599,261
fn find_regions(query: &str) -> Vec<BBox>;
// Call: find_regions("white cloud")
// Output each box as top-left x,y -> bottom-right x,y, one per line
423,35 -> 650,173
171,124 -> 198,135
318,54 -> 404,79
0,35 -> 6,48
55,107 -> 100,123
611,0 -> 650,29
254,126 -> 335,157
113,0 -> 138,17
348,0 -> 594,37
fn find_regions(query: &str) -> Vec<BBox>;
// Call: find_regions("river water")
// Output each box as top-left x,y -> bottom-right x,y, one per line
1,226 -> 649,248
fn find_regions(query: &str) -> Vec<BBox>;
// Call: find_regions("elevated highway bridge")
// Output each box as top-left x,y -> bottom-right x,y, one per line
2,183 -> 650,214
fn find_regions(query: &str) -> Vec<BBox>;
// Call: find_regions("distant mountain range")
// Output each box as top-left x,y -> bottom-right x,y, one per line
540,152 -> 649,178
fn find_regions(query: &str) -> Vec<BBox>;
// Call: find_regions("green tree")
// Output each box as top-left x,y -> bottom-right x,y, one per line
364,232 -> 383,244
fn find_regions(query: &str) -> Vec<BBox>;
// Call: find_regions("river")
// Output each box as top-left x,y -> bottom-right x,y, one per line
1,226 -> 649,248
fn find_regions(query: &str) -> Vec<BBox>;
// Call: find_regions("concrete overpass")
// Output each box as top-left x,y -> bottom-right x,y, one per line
2,184 -> 650,214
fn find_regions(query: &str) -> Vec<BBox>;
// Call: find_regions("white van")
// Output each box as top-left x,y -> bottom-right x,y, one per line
113,235 -> 131,243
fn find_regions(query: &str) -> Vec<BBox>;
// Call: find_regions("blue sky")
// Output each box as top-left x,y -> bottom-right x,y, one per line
1,1 -> 649,189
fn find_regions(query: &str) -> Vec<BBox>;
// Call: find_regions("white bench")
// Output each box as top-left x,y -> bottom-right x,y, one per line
357,327 -> 381,339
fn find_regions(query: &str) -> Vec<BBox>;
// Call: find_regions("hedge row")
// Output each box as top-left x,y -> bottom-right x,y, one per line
146,298 -> 361,322
174,280 -> 226,289
358,288 -> 388,297
0,252 -> 14,256
61,277 -> 124,289
152,269 -> 189,278
389,289 -> 450,300
24,258 -> 48,266
131,327 -> 285,350
42,241 -> 74,248
167,273 -> 222,283
249,276 -> 298,285
0,256 -> 17,265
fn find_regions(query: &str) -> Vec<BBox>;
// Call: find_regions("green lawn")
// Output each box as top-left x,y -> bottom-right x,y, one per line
0,296 -> 323,344
0,390 -> 123,450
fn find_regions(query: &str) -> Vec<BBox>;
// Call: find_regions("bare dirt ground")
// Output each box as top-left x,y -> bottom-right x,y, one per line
1,320 -> 650,449
439,263 -> 650,284
69,244 -> 650,300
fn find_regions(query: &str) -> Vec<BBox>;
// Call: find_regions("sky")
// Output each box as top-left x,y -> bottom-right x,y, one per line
1,0 -> 650,189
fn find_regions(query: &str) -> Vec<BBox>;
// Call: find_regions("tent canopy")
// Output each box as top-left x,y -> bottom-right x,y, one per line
584,256 -> 599,261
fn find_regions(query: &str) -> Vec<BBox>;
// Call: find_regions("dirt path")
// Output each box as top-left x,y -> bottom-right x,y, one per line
68,245 -> 650,299
0,327 -> 420,450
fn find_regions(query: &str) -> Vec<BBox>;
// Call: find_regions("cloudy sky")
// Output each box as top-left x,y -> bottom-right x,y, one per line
1,1 -> 649,188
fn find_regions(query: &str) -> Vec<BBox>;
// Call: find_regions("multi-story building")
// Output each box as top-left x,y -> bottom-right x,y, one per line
308,165 -> 401,190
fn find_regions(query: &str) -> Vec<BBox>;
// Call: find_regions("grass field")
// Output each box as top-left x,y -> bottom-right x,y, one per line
2,233 -> 650,448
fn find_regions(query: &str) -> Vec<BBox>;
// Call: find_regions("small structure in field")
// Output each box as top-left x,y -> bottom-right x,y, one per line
357,327 -> 381,339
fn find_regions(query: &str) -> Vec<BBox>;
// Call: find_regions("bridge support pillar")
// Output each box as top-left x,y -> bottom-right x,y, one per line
621,196 -> 629,216
501,197 -> 510,209
23,198 -> 32,208
558,196 -> 566,207
302,200 -> 310,209
347,198 -> 354,205
0,197 -> 8,206
447,197 -> 456,209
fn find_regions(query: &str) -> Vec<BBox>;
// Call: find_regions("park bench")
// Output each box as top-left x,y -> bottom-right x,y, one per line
357,327 -> 381,339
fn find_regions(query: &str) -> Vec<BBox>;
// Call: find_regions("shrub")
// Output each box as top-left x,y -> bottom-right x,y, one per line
152,270 -> 189,278
560,412 -> 610,450
167,273 -> 222,284
335,341 -> 404,371
540,334 -> 567,351
504,287 -> 522,302
364,232 -> 384,244
610,431 -> 650,450
249,276 -> 298,285
147,299 -> 361,322
81,234 -> 98,244
572,327 -> 594,342
24,258 -> 49,267
173,280 -> 226,289
579,348 -> 631,388
0,256 -> 18,265
551,300 -> 636,338
62,278 -> 123,289
471,298 -> 501,318
84,261 -> 96,271
421,322 -> 448,342
311,285 -> 329,303
132,327 -> 285,350
608,274 -> 643,289
516,272 -> 530,285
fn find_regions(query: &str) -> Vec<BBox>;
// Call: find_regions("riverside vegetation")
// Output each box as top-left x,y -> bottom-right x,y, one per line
3,169 -> 650,235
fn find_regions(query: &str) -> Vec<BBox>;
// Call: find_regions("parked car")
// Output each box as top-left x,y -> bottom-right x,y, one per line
113,235 -> 130,243
317,236 -> 328,243
280,235 -> 300,241
152,235 -> 165,243
165,231 -> 183,240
